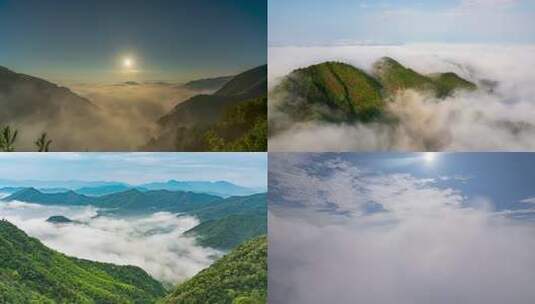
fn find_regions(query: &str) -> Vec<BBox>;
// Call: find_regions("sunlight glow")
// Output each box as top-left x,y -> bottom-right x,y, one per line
123,57 -> 133,68
424,152 -> 436,164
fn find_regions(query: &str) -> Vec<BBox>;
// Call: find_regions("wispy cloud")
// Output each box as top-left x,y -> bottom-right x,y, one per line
520,197 -> 535,204
269,153 -> 535,304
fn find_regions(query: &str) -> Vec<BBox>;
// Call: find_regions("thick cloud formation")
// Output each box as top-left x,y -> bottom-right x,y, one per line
8,82 -> 195,151
269,154 -> 535,304
0,201 -> 219,284
269,44 -> 535,151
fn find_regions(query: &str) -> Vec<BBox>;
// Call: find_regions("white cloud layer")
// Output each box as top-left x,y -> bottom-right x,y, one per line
269,154 -> 535,304
0,202 -> 219,284
269,44 -> 535,151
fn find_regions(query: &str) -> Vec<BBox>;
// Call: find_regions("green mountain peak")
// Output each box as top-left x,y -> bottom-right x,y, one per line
273,61 -> 384,123
272,57 -> 478,130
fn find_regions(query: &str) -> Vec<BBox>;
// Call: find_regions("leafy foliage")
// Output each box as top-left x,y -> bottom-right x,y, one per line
0,220 -> 165,303
204,97 -> 267,152
162,236 -> 267,304
0,125 -> 55,152
0,125 -> 17,152
35,132 -> 52,152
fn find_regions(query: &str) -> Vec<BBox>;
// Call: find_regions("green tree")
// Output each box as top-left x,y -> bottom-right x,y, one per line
35,133 -> 52,152
0,126 -> 18,152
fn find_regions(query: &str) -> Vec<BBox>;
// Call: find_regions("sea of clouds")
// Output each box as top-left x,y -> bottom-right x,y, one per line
0,200 -> 219,284
269,154 -> 535,304
269,44 -> 535,151
6,82 -> 196,151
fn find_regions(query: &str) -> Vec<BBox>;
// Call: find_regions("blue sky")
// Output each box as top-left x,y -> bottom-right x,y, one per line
0,0 -> 266,83
269,0 -> 535,45
0,153 -> 267,188
269,152 -> 535,304
270,153 -> 535,218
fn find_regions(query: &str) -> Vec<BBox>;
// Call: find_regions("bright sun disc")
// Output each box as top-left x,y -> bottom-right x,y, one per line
123,58 -> 133,68
424,152 -> 436,163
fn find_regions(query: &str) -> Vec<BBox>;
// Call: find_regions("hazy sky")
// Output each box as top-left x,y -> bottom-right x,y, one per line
0,153 -> 267,188
0,0 -> 266,84
269,0 -> 535,45
269,153 -> 535,304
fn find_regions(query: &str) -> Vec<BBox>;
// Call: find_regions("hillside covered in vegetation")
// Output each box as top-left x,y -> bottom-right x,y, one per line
162,236 -> 267,304
0,220 -> 166,303
149,65 -> 267,152
271,57 -> 477,130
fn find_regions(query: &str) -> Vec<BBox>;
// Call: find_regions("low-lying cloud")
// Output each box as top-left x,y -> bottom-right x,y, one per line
269,44 -> 535,151
269,154 -> 535,304
6,82 -> 196,151
0,201 -> 219,284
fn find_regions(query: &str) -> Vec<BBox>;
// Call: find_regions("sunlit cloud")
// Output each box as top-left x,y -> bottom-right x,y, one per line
269,154 -> 535,304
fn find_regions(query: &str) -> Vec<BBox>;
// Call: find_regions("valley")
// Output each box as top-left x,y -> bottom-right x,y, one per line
0,175 -> 267,303
0,65 -> 267,152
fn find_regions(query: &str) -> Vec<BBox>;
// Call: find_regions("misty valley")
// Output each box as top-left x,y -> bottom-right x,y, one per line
0,180 -> 267,303
0,64 -> 267,152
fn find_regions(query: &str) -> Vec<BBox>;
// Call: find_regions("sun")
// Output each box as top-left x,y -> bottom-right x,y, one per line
123,57 -> 134,68
424,152 -> 436,164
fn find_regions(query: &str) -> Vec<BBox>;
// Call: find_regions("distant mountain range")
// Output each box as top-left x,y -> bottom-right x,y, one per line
147,65 -> 267,151
2,188 -> 267,251
182,75 -> 234,92
0,220 -> 165,303
271,57 -> 477,131
0,179 -> 262,198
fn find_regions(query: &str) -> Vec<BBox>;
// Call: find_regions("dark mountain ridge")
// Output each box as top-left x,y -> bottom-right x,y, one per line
147,65 -> 267,151
183,75 -> 234,92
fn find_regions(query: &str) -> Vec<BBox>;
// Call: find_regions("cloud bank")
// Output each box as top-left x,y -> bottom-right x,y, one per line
0,201 -> 219,284
269,154 -> 535,304
7,82 -> 196,151
269,44 -> 535,151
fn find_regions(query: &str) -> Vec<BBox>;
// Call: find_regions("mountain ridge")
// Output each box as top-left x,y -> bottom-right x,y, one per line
271,57 -> 477,129
147,65 -> 267,151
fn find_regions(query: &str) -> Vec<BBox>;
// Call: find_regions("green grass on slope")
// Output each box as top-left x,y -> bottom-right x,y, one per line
274,61 -> 384,123
0,220 -> 165,304
429,72 -> 477,98
272,57 -> 478,129
162,236 -> 267,304
184,215 -> 267,251
373,57 -> 477,98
